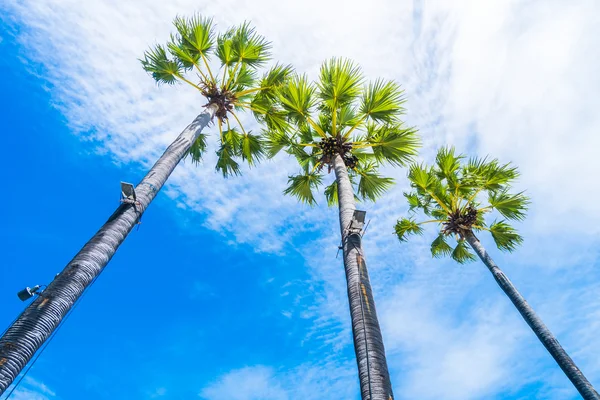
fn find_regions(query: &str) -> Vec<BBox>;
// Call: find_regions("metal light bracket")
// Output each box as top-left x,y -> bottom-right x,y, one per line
17,285 -> 44,301
336,210 -> 370,258
348,210 -> 367,234
120,182 -> 137,205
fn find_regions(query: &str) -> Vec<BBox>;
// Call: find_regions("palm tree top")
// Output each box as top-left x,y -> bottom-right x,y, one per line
395,146 -> 530,263
266,58 -> 420,206
140,14 -> 292,177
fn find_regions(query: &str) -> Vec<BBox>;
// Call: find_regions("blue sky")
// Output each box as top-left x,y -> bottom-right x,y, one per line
1,0 -> 600,399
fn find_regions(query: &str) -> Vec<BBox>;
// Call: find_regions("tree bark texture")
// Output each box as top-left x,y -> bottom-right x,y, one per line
0,107 -> 216,395
464,230 -> 600,400
333,154 -> 394,400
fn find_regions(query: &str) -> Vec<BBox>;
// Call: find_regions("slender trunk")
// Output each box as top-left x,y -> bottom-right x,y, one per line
464,231 -> 600,400
0,106 -> 217,395
332,154 -> 394,400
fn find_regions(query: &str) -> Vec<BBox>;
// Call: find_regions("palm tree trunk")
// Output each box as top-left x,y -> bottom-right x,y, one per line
0,106 -> 217,395
464,230 -> 600,400
332,154 -> 394,400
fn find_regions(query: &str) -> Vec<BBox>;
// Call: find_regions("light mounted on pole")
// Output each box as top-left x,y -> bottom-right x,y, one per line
17,285 -> 44,301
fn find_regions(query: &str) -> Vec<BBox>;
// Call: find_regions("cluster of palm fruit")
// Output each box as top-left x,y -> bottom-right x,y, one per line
343,153 -> 359,169
441,205 -> 478,236
200,81 -> 236,121
317,136 -> 356,168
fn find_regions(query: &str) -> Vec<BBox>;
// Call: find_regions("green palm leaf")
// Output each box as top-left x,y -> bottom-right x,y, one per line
488,190 -> 529,221
451,240 -> 476,264
435,146 -> 462,181
185,133 -> 208,164
360,79 -> 406,122
173,15 -> 215,58
141,44 -> 182,84
278,74 -> 317,123
240,133 -> 265,166
367,123 -> 420,166
229,63 -> 257,93
394,218 -> 424,242
283,173 -> 323,205
324,180 -> 339,206
355,164 -> 394,202
230,21 -> 271,67
167,35 -> 200,71
318,58 -> 363,109
263,129 -> 292,158
431,234 -> 453,258
215,142 -> 241,177
489,220 -> 523,252
216,28 -> 236,67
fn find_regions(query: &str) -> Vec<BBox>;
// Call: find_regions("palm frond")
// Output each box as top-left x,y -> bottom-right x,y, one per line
253,63 -> 294,101
360,79 -> 406,122
317,58 -> 363,109
488,190 -> 529,221
394,218 -> 424,242
451,240 -> 476,264
185,133 -> 208,164
263,129 -> 292,158
408,163 -> 437,192
338,105 -> 361,130
215,142 -> 241,177
355,163 -> 394,202
489,220 -> 523,252
230,21 -> 272,67
216,27 -> 236,68
140,44 -> 182,84
435,146 -> 463,181
404,192 -> 422,212
431,234 -> 453,258
324,180 -> 339,206
366,123 -> 420,166
228,63 -> 257,93
240,133 -> 265,166
167,35 -> 200,71
283,173 -> 323,206
251,99 -> 290,132
172,15 -> 215,60
278,74 -> 317,123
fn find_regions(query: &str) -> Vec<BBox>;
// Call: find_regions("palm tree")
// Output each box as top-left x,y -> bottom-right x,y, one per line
394,147 -> 599,400
0,14 -> 290,394
266,58 -> 420,400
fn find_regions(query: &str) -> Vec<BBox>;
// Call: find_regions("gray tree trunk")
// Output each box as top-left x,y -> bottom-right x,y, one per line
332,154 -> 394,400
464,230 -> 600,400
0,106 -> 217,395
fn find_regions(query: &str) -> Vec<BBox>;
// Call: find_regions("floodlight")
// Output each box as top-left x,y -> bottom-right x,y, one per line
120,182 -> 136,201
349,210 -> 367,232
17,285 -> 42,302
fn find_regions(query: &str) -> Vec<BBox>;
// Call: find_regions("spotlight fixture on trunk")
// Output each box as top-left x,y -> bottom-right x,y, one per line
120,182 -> 137,204
349,210 -> 367,234
17,285 -> 43,302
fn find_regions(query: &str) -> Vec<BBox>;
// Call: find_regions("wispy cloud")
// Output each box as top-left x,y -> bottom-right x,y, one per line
8,376 -> 56,400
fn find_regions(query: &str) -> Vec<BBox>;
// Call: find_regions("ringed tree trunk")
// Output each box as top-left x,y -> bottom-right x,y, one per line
0,105 -> 217,395
332,154 -> 394,400
464,230 -> 600,400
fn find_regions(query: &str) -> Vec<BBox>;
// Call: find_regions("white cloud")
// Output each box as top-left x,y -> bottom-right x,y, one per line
3,0 -> 600,398
7,377 -> 55,400
199,363 -> 358,400
199,366 -> 287,400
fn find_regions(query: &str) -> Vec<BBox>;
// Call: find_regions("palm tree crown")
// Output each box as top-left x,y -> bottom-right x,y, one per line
265,58 -> 420,203
141,14 -> 292,176
395,146 -> 530,261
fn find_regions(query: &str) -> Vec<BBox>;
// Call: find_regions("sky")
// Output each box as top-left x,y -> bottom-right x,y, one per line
1,0 -> 600,399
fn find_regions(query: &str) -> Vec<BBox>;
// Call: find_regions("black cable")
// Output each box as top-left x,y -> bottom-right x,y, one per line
3,275 -> 101,399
